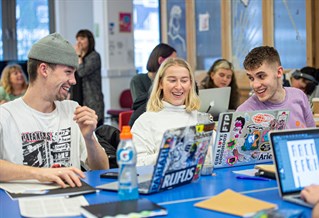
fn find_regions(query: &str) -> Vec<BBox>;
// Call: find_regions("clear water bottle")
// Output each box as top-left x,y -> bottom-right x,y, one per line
116,126 -> 139,200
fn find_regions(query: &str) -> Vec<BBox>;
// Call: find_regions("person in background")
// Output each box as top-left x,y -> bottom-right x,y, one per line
199,59 -> 240,110
0,33 -> 109,187
283,67 -> 319,107
236,46 -> 315,129
131,57 -> 214,166
72,29 -> 105,127
0,64 -> 28,104
301,185 -> 319,217
129,43 -> 177,126
130,43 -> 177,102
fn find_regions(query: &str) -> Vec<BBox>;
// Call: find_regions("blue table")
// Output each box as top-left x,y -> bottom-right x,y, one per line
0,165 -> 312,217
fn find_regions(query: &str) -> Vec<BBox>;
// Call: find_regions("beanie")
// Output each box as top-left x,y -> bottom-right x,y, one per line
28,33 -> 78,69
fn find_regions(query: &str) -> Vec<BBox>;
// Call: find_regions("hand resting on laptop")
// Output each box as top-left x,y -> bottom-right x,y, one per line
301,185 -> 319,205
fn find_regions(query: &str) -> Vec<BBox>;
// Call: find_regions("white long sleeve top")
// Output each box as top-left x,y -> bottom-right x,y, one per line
131,101 -> 208,166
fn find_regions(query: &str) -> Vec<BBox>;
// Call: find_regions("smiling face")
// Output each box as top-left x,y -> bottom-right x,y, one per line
46,64 -> 76,101
246,62 -> 284,103
9,69 -> 25,86
159,65 -> 192,106
211,68 -> 233,87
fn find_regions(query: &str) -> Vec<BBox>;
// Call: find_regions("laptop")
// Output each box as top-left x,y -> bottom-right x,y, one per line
269,128 -> 319,208
97,123 -> 215,194
198,87 -> 231,120
213,109 -> 290,168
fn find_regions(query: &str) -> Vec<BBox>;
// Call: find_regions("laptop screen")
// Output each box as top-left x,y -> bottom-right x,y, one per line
270,128 -> 319,195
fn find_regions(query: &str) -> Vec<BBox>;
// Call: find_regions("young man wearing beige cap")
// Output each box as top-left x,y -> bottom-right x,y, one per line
0,33 -> 109,188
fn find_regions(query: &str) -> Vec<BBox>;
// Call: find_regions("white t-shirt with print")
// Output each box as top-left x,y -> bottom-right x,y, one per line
0,98 -> 87,169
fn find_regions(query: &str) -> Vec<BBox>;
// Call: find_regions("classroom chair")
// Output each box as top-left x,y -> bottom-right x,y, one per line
106,89 -> 133,122
118,110 -> 134,131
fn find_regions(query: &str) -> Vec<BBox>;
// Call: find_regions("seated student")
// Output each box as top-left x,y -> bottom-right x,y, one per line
0,64 -> 28,104
236,46 -> 315,129
131,57 -> 214,166
0,33 -> 109,188
199,59 -> 240,110
284,67 -> 319,105
301,185 -> 319,217
129,43 -> 176,126
130,43 -> 177,102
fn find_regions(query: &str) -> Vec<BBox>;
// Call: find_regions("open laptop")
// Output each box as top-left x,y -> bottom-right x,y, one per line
97,123 -> 215,194
213,109 -> 290,168
269,128 -> 319,208
198,87 -> 231,121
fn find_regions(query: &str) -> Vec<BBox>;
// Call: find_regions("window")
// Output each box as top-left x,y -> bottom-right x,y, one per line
195,0 -> 221,70
133,0 -> 160,74
274,0 -> 306,69
166,0 -> 187,61
1,0 -> 53,61
231,0 -> 263,68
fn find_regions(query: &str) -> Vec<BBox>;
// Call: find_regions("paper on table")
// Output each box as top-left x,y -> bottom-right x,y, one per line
19,196 -> 88,217
255,164 -> 276,173
0,180 -> 61,193
194,189 -> 277,217
232,169 -> 258,177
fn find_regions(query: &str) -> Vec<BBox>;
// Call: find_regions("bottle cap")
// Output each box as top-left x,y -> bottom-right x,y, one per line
120,126 -> 132,139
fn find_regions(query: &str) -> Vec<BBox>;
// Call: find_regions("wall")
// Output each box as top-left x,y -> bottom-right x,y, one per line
54,0 -> 134,111
55,0 -> 94,44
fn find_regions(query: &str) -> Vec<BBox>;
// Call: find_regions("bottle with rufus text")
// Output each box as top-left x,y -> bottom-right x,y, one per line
116,126 -> 139,200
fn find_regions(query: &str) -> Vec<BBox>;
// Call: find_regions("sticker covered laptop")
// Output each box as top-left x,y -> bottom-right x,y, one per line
97,123 -> 215,194
213,110 -> 289,168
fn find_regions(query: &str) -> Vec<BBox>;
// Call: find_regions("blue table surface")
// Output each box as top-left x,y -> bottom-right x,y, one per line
0,165 -> 312,218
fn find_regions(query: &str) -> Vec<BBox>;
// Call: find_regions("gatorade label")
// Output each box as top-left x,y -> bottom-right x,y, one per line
117,149 -> 134,164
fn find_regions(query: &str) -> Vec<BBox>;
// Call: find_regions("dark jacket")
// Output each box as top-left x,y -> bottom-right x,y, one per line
76,51 -> 105,125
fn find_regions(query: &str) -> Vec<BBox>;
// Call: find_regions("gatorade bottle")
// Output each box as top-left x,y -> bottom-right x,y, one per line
116,126 -> 139,200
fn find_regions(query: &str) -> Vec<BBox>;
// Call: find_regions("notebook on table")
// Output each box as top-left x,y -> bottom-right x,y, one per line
213,109 -> 290,168
198,87 -> 231,121
269,128 -> 319,208
97,123 -> 215,194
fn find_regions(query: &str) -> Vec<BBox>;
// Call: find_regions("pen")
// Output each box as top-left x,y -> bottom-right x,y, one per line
236,175 -> 271,181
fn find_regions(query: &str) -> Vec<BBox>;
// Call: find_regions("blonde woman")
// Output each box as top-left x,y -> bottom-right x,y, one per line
0,64 -> 28,104
199,59 -> 240,110
132,57 -> 212,166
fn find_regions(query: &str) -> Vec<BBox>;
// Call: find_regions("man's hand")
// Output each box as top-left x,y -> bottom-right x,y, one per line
73,106 -> 98,140
34,167 -> 85,188
300,184 -> 319,205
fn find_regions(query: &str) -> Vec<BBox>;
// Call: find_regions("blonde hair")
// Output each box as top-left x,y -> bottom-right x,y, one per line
147,57 -> 200,112
0,64 -> 28,94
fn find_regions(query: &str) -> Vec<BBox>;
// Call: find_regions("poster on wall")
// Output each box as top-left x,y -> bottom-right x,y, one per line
119,12 -> 132,33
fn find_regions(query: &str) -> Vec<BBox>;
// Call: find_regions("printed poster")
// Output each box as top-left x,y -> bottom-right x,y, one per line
119,12 -> 132,32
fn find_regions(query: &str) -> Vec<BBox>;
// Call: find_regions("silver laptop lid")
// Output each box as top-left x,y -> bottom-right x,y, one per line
198,87 -> 231,120
269,128 -> 319,197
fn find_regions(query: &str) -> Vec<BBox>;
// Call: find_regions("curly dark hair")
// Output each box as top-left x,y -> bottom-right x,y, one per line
243,46 -> 281,71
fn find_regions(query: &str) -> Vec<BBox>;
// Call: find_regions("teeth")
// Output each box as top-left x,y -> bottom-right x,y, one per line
173,92 -> 183,96
255,89 -> 265,94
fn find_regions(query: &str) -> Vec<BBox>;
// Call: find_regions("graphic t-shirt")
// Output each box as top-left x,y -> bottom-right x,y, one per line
0,98 -> 87,169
